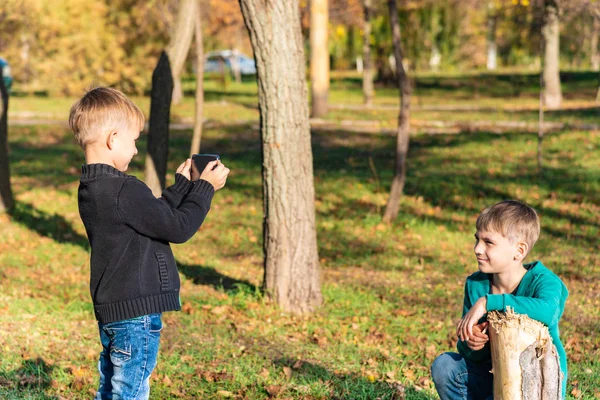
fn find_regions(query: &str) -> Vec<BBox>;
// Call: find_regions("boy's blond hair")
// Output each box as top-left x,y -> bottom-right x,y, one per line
69,87 -> 144,148
476,200 -> 540,253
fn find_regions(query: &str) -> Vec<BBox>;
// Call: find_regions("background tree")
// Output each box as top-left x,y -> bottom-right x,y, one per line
540,0 -> 562,109
310,0 -> 330,117
166,0 -> 198,105
0,67 -> 13,213
486,0 -> 498,70
238,0 -> 323,313
145,52 -> 174,197
190,0 -> 205,156
383,0 -> 411,223
362,0 -> 375,105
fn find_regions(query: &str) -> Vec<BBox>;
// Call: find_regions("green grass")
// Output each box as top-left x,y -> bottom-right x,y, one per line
1,72 -> 599,399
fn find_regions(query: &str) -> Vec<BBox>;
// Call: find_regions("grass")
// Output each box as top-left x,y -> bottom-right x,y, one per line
1,72 -> 599,399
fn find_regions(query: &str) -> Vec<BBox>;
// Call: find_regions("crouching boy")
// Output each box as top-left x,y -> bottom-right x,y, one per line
69,87 -> 230,399
431,200 -> 568,399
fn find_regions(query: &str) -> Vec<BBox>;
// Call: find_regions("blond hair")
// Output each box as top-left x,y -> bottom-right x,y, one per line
69,87 -> 144,148
476,200 -> 541,252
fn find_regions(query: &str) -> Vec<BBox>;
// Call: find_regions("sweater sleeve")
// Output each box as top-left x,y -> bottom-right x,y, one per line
158,173 -> 194,208
117,177 -> 215,243
486,274 -> 565,327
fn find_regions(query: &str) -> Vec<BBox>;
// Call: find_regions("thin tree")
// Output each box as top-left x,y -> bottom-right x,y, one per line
190,0 -> 205,156
238,0 -> 323,313
145,52 -> 174,197
383,0 -> 412,223
0,66 -> 14,213
362,0 -> 375,106
486,0 -> 498,70
167,0 -> 198,105
310,0 -> 330,117
541,0 -> 562,109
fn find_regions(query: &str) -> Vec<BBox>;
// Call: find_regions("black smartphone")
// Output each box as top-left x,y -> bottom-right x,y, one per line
192,153 -> 220,174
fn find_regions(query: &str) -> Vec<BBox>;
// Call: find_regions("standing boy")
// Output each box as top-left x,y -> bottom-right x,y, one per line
431,200 -> 568,399
69,87 -> 230,399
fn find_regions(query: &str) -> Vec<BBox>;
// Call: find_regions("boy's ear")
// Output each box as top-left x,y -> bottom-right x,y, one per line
515,241 -> 528,261
106,131 -> 117,150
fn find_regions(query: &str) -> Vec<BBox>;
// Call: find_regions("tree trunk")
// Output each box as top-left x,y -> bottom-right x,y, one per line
591,14 -> 600,72
0,67 -> 14,213
190,1 -> 204,156
310,0 -> 329,118
166,0 -> 198,105
383,0 -> 411,223
486,1 -> 498,70
145,51 -> 174,197
541,1 -> 561,110
362,0 -> 374,106
488,308 -> 562,399
238,0 -> 322,313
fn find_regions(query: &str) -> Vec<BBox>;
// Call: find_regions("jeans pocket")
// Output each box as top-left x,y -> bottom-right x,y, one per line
105,327 -> 132,366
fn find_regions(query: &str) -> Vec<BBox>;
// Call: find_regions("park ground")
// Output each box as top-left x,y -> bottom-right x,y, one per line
0,71 -> 599,399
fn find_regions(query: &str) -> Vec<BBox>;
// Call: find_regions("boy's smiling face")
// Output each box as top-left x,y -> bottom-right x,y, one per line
474,230 -> 522,274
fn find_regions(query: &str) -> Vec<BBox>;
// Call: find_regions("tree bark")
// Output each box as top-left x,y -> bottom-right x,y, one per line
145,51 -> 174,197
238,0 -> 322,313
486,1 -> 498,70
488,308 -> 562,399
383,0 -> 411,223
190,1 -> 204,156
310,0 -> 329,117
541,0 -> 562,110
0,66 -> 14,213
362,0 -> 374,106
166,0 -> 198,105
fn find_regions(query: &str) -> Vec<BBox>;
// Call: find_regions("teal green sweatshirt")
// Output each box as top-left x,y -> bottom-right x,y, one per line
457,260 -> 569,398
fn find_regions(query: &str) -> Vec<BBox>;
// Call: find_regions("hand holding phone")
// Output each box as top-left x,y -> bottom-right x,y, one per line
192,153 -> 230,191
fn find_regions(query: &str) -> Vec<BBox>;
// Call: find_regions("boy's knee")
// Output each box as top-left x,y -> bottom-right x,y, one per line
431,352 -> 463,384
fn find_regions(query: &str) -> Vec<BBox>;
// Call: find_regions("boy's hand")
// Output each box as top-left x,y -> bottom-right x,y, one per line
466,321 -> 489,351
176,159 -> 193,181
457,296 -> 487,342
200,160 -> 230,191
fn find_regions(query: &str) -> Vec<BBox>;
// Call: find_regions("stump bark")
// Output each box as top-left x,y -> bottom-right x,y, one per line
488,307 -> 562,400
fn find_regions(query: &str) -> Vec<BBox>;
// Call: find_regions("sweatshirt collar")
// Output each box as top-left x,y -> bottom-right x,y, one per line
80,163 -> 129,181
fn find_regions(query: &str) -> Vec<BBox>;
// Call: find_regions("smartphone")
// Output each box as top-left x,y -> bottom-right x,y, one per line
192,153 -> 220,174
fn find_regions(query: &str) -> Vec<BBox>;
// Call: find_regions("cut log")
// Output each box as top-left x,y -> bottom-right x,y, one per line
488,307 -> 562,400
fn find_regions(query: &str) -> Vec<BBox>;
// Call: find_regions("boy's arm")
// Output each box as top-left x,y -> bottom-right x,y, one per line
117,177 -> 215,243
486,275 -> 566,327
457,284 -> 490,362
158,174 -> 194,208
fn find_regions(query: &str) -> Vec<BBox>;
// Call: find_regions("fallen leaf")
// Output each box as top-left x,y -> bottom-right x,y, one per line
217,390 -> 234,398
282,366 -> 292,380
265,384 -> 283,396
162,375 -> 173,387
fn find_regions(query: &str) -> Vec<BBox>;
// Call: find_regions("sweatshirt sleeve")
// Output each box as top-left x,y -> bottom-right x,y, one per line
457,281 -> 491,362
486,274 -> 566,327
117,177 -> 215,243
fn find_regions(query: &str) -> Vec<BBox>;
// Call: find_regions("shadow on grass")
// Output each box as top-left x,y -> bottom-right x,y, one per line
272,357 -> 434,400
178,262 -> 257,293
9,201 -> 89,250
0,357 -> 57,399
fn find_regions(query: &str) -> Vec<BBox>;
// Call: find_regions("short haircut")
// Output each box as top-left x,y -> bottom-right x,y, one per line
69,87 -> 144,148
476,200 -> 541,252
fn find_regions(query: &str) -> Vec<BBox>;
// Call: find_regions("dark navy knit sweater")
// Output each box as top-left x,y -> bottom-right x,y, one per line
78,164 -> 214,323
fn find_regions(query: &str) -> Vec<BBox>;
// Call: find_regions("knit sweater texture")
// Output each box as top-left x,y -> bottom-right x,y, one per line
457,260 -> 569,398
78,163 -> 214,323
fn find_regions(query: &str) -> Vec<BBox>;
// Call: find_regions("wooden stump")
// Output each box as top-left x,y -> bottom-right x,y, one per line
488,307 -> 562,400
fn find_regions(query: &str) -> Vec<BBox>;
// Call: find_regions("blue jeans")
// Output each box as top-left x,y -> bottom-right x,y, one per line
95,314 -> 162,400
431,352 -> 493,400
